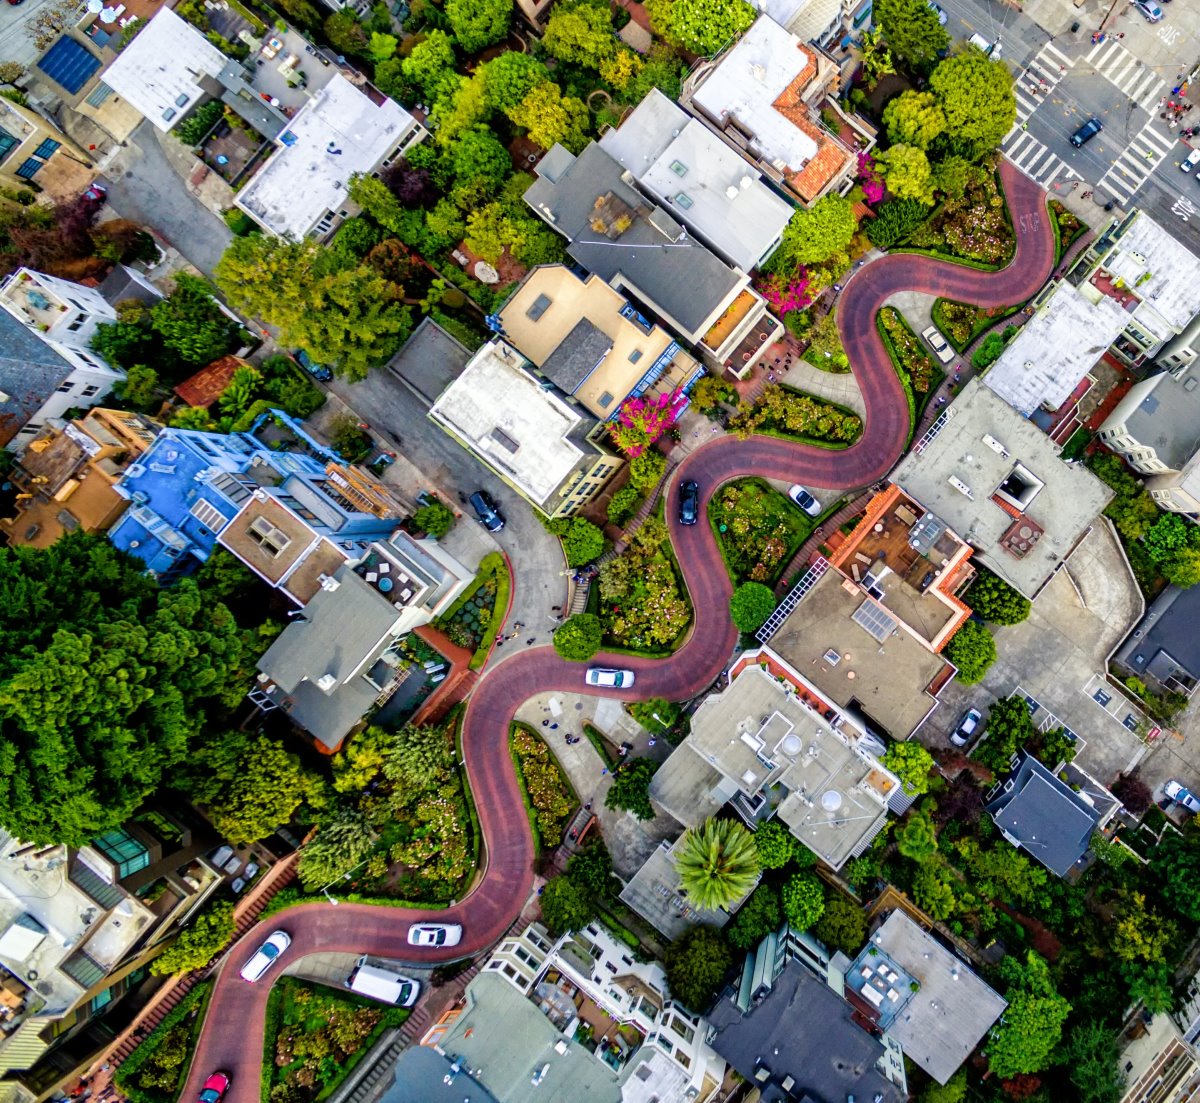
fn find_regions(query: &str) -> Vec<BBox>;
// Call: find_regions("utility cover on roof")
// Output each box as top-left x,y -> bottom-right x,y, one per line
0,915 -> 48,962
37,37 -> 101,94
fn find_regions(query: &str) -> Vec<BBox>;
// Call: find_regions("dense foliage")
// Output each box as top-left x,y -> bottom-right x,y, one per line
674,817 -> 761,911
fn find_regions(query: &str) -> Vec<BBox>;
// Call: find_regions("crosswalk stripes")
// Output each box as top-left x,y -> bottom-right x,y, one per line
1097,117 -> 1177,202
1011,41 -> 1075,127
1003,130 -> 1081,188
1085,38 -> 1168,113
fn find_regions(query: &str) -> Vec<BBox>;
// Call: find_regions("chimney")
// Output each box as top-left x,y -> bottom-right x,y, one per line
316,673 -> 338,693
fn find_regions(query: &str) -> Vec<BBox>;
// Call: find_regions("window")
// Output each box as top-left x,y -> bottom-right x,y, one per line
67,314 -> 88,332
81,384 -> 100,398
57,382 -> 74,393
15,158 -> 43,180
0,126 -> 17,160
597,391 -> 614,409
89,988 -> 113,1013
669,1016 -> 695,1043
247,516 -> 291,556
93,827 -> 151,877
674,192 -> 694,209
33,138 -> 60,159
669,160 -> 688,177
189,499 -> 229,534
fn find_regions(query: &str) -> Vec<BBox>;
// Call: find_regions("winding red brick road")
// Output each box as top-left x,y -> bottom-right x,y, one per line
178,162 -> 1054,1103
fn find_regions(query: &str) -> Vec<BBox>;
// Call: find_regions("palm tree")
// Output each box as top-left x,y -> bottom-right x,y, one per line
674,818 -> 761,911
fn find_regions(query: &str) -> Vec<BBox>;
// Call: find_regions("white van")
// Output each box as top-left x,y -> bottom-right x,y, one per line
346,956 -> 420,1007
968,32 -> 1002,58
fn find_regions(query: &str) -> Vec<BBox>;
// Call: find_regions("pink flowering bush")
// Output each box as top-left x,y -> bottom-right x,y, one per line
857,151 -> 885,206
757,271 -> 812,315
609,390 -> 680,456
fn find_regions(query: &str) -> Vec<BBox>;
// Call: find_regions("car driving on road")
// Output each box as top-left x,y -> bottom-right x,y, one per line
1133,0 -> 1163,20
240,930 -> 291,982
1070,118 -> 1103,147
408,922 -> 463,947
787,485 -> 821,517
198,1073 -> 230,1103
1165,779 -> 1200,814
468,490 -> 504,532
585,667 -> 636,689
950,708 -> 983,748
678,479 -> 699,525
1183,149 -> 1200,173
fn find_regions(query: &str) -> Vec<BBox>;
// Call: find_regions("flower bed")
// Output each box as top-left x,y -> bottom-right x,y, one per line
930,298 -> 1021,353
728,383 -> 861,446
904,163 -> 1015,268
710,477 -> 813,585
1048,199 -> 1088,263
262,978 -> 408,1103
876,308 -> 946,438
434,552 -> 510,669
511,724 -> 576,848
597,517 -> 692,653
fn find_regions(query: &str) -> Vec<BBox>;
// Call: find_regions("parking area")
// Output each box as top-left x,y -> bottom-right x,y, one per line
920,523 -> 1149,785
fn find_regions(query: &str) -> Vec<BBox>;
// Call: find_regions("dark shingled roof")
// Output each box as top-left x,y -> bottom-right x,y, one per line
0,311 -> 75,447
708,961 -> 903,1103
540,317 -> 613,394
1118,583 -> 1200,690
984,750 -> 1100,877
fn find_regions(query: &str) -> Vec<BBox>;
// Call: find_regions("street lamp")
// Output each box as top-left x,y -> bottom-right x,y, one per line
314,858 -> 370,906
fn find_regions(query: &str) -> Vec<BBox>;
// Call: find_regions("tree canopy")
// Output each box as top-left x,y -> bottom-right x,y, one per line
675,817 -> 761,910
445,0 -> 512,53
769,195 -> 858,271
781,871 -> 825,930
1063,1022 -> 1124,1103
149,900 -> 235,976
928,49 -> 1017,154
945,619 -> 997,684
480,51 -> 550,112
976,695 -> 1036,771
645,0 -> 755,57
753,820 -> 797,869
150,273 -> 241,367
542,2 -> 615,68
727,883 -> 782,949
553,613 -> 604,662
540,874 -> 597,935
882,90 -> 946,149
965,567 -> 1031,624
875,0 -> 949,70
875,144 -> 936,204
508,82 -> 591,154
812,894 -> 867,955
729,581 -> 777,633
605,757 -> 659,820
988,952 -> 1071,1078
882,740 -> 936,795
664,926 -> 732,1012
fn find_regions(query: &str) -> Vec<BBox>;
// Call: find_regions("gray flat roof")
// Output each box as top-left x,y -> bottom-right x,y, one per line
598,90 -> 792,271
385,317 -> 473,404
619,839 -> 732,942
380,1047 -> 499,1103
849,912 -> 1006,1085
524,143 -> 742,337
1109,210 -> 1200,336
891,378 -> 1113,598
708,960 -> 903,1103
1113,371 -> 1200,471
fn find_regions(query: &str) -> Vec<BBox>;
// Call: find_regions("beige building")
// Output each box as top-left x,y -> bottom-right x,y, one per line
0,97 -> 92,199
498,266 -> 703,420
1119,1013 -> 1200,1103
428,339 -> 623,518
0,409 -> 158,549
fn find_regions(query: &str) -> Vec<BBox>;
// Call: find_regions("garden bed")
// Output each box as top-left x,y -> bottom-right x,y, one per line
900,164 -> 1015,270
510,724 -> 577,851
115,983 -> 213,1103
1048,199 -> 1088,264
709,477 -> 813,585
261,977 -> 408,1103
434,552 -> 511,670
876,308 -> 946,437
728,383 -> 862,448
930,298 -> 1022,353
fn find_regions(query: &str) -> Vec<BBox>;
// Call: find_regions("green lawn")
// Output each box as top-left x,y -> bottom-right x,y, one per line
709,477 -> 813,586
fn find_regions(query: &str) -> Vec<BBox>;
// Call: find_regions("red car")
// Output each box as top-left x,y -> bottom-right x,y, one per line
198,1073 -> 230,1103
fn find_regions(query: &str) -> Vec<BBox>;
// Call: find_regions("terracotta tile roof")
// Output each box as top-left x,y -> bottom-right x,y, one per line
769,72 -> 854,202
173,355 -> 248,408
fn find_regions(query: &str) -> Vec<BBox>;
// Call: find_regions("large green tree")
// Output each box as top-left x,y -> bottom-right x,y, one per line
149,900 -> 235,975
976,695 -> 1036,772
401,30 -> 460,103
645,0 -> 755,57
945,619 -> 996,684
0,535 -> 259,846
481,51 -> 550,112
875,144 -> 936,203
605,757 -> 659,820
675,817 -> 761,911
1063,1022 -> 1124,1103
542,2 -> 615,68
727,883 -> 782,949
382,724 -> 452,790
965,567 -> 1030,624
183,731 -> 327,844
769,195 -> 857,271
507,82 -> 590,154
214,235 -> 411,381
664,926 -> 732,1012
875,0 -> 949,70
540,874 -> 597,934
813,894 -> 867,954
882,90 -> 946,149
297,809 -> 375,891
554,613 -> 604,662
753,820 -> 797,869
781,871 -> 825,930
988,952 -> 1071,1078
729,582 -> 776,633
445,0 -> 512,52
928,49 -> 1016,155
895,805 -> 938,861
1151,833 -> 1200,922
882,740 -> 935,795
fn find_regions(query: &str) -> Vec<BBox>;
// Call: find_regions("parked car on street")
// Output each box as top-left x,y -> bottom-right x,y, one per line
950,708 -> 983,748
585,667 -> 636,689
293,349 -> 332,382
408,923 -> 463,947
1133,0 -> 1163,20
240,930 -> 291,982
1070,118 -> 1103,147
926,0 -> 948,23
678,479 -> 699,526
198,1073 -> 230,1103
968,32 -> 1001,57
1165,779 -> 1200,814
787,485 -> 821,517
468,490 -> 504,532
921,325 -> 956,365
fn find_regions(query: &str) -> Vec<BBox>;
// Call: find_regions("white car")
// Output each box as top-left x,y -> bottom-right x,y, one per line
787,485 -> 821,517
585,667 -> 636,689
1133,0 -> 1163,21
239,930 -> 291,982
950,708 -> 982,748
1165,779 -> 1200,814
407,923 -> 463,948
921,325 -> 956,365
968,32 -> 1001,58
1183,149 -> 1200,172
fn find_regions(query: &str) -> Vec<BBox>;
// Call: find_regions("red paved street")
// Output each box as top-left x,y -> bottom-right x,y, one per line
179,161 -> 1055,1103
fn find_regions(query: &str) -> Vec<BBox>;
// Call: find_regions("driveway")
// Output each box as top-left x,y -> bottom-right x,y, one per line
175,158 -> 1062,1103
99,120 -> 233,277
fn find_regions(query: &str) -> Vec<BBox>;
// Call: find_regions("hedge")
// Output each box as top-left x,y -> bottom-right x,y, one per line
114,982 -> 213,1103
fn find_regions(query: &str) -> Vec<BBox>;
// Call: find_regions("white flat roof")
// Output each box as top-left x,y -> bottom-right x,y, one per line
236,75 -> 418,240
691,16 -> 818,174
599,90 -> 792,271
99,8 -> 226,132
985,282 -> 1129,416
1109,212 -> 1200,337
429,341 -> 594,506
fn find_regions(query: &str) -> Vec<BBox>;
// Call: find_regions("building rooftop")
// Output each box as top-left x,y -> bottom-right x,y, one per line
985,750 -> 1101,878
984,282 -> 1130,416
891,378 -> 1113,598
236,74 -> 419,240
381,1047 -> 500,1103
1117,583 -> 1200,692
828,485 -> 974,652
1106,370 -> 1200,471
1105,210 -> 1200,337
619,838 -> 733,942
99,8 -> 226,131
428,340 -> 601,508
384,317 -> 473,405
598,90 -> 792,271
708,959 -> 902,1103
688,16 -> 851,203
524,143 -> 744,338
540,318 -> 614,395
847,911 -> 1007,1085
0,310 -> 74,448
767,570 -> 952,740
498,266 -> 693,420
657,663 -> 897,868
173,356 -> 246,408
435,972 -> 622,1103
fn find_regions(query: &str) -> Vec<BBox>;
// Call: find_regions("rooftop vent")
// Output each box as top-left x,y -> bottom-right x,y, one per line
995,462 -> 1045,512
948,475 -> 974,500
725,185 -> 739,199
315,673 -> 338,693
982,433 -> 1010,458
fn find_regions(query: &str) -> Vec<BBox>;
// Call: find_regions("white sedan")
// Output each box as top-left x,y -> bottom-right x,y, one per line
585,667 -> 636,689
787,485 -> 821,517
921,325 -> 956,365
239,930 -> 291,982
407,923 -> 463,948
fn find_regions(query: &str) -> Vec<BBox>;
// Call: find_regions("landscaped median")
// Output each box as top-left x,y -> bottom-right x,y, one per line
931,298 -> 1022,354
876,307 -> 945,439
1047,199 -> 1089,264
114,982 -> 213,1103
260,977 -> 409,1103
510,724 -> 577,854
708,477 -> 813,586
728,383 -> 862,448
433,551 -> 511,670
